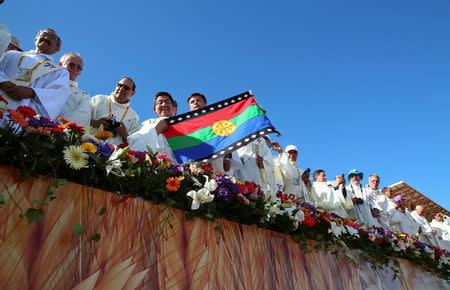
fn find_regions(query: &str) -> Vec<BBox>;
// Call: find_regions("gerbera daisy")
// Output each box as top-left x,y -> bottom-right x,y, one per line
95,130 -> 113,140
81,142 -> 97,153
57,117 -> 70,123
63,145 -> 88,170
9,109 -> 28,127
25,127 -> 50,136
166,177 -> 181,192
16,106 -> 36,119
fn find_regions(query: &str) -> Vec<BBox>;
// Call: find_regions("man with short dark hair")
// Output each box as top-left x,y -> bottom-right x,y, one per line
90,77 -> 139,145
309,169 -> 353,217
0,29 -> 70,121
58,52 -> 91,129
187,93 -> 207,111
128,92 -> 176,159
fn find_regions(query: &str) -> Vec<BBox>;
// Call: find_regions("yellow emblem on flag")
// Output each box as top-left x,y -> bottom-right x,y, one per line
212,120 -> 237,137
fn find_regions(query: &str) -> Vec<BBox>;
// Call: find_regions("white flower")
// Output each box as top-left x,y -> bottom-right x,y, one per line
203,175 -> 217,191
225,176 -> 237,183
187,188 -> 214,210
345,225 -> 360,237
63,145 -> 88,170
328,221 -> 342,238
105,147 -> 128,176
293,209 -> 305,229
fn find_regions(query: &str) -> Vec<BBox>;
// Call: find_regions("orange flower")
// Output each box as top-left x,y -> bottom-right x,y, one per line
9,109 -> 28,127
57,117 -> 70,123
25,127 -> 50,136
166,177 -> 181,192
95,130 -> 113,140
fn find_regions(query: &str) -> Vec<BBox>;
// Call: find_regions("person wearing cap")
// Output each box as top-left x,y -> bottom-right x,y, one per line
345,169 -> 377,226
309,170 -> 353,217
6,35 -> 22,52
430,213 -> 450,251
128,92 -> 176,159
387,195 -> 420,235
0,29 -> 70,122
410,205 -> 438,246
57,52 -> 90,129
272,143 -> 310,203
90,77 -> 139,145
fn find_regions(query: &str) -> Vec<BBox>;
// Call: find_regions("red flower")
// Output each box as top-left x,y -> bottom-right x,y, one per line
57,117 -> 70,123
117,142 -> 129,149
237,183 -> 246,193
46,126 -> 63,133
137,154 -> 146,164
9,109 -> 28,127
152,159 -> 159,167
0,111 -> 3,119
245,181 -> 256,193
16,106 -> 36,119
302,216 -> 316,227
0,95 -> 8,105
199,162 -> 213,174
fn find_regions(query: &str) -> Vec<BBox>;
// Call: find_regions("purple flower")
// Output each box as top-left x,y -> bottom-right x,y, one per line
95,142 -> 113,160
214,175 -> 239,203
329,212 -> 340,219
170,163 -> 185,175
29,116 -> 58,129
304,203 -> 318,217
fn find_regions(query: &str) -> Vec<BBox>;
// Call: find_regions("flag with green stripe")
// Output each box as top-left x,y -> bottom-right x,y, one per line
163,91 -> 279,163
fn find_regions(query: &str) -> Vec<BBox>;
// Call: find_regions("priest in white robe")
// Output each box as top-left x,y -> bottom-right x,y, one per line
309,170 -> 353,218
0,29 -> 70,121
90,77 -> 139,146
410,205 -> 438,246
128,92 -> 175,160
58,53 -> 90,129
430,213 -> 450,251
236,136 -> 277,198
272,144 -> 310,203
345,169 -> 377,226
365,175 -> 391,228
387,195 -> 419,236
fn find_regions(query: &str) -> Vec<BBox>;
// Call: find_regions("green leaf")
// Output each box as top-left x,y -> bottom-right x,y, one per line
24,208 -> 44,224
98,124 -> 104,132
90,233 -> 101,243
46,193 -> 57,201
83,126 -> 93,134
72,223 -> 84,235
0,194 -> 5,205
98,207 -> 106,216
204,213 -> 214,220
53,178 -> 67,188
32,199 -> 48,205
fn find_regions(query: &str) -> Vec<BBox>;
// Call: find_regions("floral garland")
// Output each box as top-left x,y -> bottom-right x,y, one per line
0,100 -> 449,281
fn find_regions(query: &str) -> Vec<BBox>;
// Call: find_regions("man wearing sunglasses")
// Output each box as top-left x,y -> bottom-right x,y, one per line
0,29 -> 70,122
90,77 -> 139,145
58,52 -> 91,129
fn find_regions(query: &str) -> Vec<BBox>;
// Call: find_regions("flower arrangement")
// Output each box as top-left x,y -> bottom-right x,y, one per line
0,105 -> 449,281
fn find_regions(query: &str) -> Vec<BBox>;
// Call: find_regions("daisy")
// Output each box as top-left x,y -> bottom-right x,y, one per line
81,142 -> 97,153
63,145 -> 88,170
166,177 -> 181,192
94,130 -> 113,140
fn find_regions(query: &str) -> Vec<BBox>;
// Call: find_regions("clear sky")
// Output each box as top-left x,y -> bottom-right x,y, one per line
2,1 -> 449,209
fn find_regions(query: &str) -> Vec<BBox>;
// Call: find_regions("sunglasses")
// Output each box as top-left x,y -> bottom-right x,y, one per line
116,83 -> 131,91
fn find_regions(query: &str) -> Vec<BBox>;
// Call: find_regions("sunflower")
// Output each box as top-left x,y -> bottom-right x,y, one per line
63,145 -> 88,170
80,142 -> 97,153
166,177 -> 181,192
95,130 -> 113,140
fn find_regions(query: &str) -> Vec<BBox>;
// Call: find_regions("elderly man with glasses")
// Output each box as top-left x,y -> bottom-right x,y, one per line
90,77 -> 139,145
57,52 -> 91,129
128,92 -> 176,160
0,29 -> 70,121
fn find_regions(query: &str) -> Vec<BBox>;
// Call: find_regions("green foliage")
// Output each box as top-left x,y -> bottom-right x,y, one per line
24,208 -> 44,224
72,223 -> 84,235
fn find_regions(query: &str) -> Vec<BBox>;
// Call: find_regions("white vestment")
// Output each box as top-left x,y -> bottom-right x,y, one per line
274,153 -> 309,202
387,208 -> 418,236
410,211 -> 438,246
367,188 -> 392,229
210,152 -> 242,176
58,80 -> 91,129
0,24 -> 10,59
346,183 -> 377,226
235,138 -> 277,198
310,182 -> 353,218
430,219 -> 450,251
90,94 -> 139,146
0,50 -> 70,120
127,118 -> 175,161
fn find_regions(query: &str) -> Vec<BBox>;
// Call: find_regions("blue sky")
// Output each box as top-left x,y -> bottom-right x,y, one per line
2,1 -> 449,210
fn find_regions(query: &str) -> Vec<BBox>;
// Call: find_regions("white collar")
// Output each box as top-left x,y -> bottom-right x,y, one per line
70,80 -> 78,88
110,94 -> 131,107
28,49 -> 54,61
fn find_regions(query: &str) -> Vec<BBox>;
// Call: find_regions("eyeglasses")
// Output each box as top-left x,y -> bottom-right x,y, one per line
155,100 -> 173,106
40,31 -> 57,40
116,83 -> 131,91
67,61 -> 82,71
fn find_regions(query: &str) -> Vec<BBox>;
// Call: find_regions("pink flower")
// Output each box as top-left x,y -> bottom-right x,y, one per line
156,153 -> 172,162
189,163 -> 198,173
368,233 -> 376,242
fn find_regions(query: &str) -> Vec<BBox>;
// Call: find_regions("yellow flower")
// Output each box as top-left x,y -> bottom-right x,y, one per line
166,177 -> 180,192
162,161 -> 171,168
80,142 -> 97,153
63,145 -> 88,170
95,130 -> 113,140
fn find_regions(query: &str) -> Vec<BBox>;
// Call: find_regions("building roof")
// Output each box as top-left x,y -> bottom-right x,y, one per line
388,181 -> 449,222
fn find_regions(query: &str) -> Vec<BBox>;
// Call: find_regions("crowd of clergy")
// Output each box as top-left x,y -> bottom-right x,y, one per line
1,28 -> 450,251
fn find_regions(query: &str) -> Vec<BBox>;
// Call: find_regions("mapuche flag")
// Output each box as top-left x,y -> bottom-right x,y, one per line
163,91 -> 279,164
